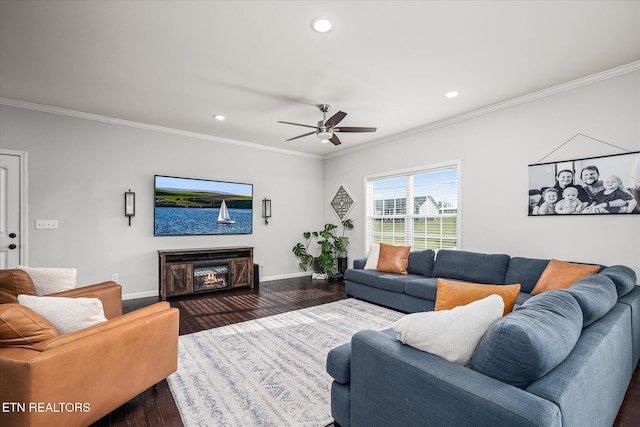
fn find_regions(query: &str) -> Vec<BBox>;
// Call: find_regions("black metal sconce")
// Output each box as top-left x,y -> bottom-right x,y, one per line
125,190 -> 135,226
262,198 -> 272,225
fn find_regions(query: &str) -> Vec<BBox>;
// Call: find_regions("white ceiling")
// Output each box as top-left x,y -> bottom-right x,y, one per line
1,1 -> 639,157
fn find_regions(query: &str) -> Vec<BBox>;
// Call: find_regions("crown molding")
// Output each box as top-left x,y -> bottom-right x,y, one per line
0,98 -> 323,160
2,61 -> 637,162
325,61 -> 640,160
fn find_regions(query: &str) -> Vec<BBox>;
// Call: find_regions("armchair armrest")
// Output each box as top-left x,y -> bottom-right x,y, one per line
350,330 -> 561,427
51,281 -> 122,319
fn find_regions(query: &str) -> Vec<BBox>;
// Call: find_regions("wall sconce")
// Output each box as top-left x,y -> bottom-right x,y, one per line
262,198 -> 272,225
124,190 -> 135,226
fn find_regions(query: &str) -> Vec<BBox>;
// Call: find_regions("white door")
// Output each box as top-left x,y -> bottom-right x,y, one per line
0,150 -> 25,268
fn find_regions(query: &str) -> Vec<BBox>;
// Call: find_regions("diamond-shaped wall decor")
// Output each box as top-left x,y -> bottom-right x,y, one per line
330,185 -> 354,220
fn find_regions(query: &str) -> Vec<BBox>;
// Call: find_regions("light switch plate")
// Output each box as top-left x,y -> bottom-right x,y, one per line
35,220 -> 58,229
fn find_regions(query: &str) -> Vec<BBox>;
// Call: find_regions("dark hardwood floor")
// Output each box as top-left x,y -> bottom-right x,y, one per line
91,277 -> 640,427
91,277 -> 346,427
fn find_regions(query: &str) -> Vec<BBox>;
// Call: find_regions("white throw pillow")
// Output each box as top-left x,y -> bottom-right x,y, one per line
17,266 -> 77,296
393,294 -> 504,366
17,294 -> 107,334
363,244 -> 380,270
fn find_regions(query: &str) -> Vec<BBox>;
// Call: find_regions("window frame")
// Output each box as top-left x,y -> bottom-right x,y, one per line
364,160 -> 461,254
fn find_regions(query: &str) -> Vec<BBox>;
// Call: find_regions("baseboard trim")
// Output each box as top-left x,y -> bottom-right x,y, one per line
259,272 -> 311,282
122,290 -> 159,301
121,272 -> 312,300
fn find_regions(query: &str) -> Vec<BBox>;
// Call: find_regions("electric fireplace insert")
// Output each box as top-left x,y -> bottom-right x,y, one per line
193,263 -> 230,292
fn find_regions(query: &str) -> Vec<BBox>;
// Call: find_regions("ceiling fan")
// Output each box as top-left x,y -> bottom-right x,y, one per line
277,104 -> 376,145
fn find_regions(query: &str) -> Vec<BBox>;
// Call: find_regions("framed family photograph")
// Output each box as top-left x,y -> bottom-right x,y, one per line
528,151 -> 640,216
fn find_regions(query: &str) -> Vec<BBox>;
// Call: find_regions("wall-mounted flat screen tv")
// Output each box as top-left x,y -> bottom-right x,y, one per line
154,175 -> 253,236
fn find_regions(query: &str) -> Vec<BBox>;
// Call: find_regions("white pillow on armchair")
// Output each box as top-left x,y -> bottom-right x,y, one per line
17,266 -> 77,295
17,294 -> 107,334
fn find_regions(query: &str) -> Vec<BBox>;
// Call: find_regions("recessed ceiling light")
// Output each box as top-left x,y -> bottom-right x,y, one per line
445,91 -> 461,99
311,17 -> 334,33
213,114 -> 226,121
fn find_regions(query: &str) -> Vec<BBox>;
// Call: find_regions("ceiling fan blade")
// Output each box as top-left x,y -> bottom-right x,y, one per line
286,131 -> 316,141
277,121 -> 319,130
333,126 -> 377,133
330,134 -> 342,145
325,111 -> 347,128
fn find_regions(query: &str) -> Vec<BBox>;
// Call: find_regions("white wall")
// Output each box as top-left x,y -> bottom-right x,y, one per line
0,105 -> 325,298
324,71 -> 640,276
2,70 -> 638,298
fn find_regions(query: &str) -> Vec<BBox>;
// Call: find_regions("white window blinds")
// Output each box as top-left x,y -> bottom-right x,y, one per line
365,162 -> 459,252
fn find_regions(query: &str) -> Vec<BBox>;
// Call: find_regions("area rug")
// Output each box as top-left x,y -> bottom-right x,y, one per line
167,298 -> 404,427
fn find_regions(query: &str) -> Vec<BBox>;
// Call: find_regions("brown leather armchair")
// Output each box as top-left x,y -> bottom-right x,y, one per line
0,269 -> 179,427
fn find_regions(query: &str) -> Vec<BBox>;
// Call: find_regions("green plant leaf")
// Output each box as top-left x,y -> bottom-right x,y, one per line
293,220 -> 354,276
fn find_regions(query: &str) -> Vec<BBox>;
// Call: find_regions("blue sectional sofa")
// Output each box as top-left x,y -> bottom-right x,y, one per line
327,249 -> 640,427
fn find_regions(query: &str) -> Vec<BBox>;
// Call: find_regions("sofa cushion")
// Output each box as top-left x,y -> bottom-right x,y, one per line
406,250 -> 435,277
561,275 -> 617,327
344,269 -> 418,293
0,303 -> 59,349
435,278 -> 521,315
376,243 -> 411,275
515,292 -> 533,306
17,265 -> 77,296
432,250 -> 511,284
405,277 -> 439,301
504,257 -> 550,293
598,265 -> 636,298
18,294 -> 108,334
0,269 -> 36,303
531,259 -> 600,295
394,294 -> 504,366
470,290 -> 583,388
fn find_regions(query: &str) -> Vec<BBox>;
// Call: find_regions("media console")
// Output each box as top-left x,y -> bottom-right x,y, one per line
158,247 -> 254,300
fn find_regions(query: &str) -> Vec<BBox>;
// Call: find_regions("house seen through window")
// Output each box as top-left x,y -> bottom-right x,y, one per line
366,162 -> 459,252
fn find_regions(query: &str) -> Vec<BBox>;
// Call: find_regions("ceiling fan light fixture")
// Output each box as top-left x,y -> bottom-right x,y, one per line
317,131 -> 333,142
311,17 -> 334,33
278,104 -> 375,146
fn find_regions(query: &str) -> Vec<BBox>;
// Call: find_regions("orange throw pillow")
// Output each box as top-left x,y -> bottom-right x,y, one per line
435,278 -> 521,315
531,259 -> 600,295
376,243 -> 411,275
0,303 -> 59,349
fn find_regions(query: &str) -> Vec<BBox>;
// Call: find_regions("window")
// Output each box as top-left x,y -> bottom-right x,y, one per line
365,162 -> 459,252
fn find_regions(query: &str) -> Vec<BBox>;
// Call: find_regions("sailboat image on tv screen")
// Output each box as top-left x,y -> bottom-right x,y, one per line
217,200 -> 236,224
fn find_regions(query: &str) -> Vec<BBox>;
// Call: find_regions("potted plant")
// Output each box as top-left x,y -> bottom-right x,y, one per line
332,218 -> 353,275
292,219 -> 354,280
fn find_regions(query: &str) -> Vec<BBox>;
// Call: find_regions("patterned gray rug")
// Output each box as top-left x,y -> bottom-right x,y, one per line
167,298 -> 404,427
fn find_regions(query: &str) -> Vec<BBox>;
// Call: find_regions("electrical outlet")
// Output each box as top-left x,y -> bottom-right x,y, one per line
112,274 -> 119,283
35,220 -> 58,229
260,261 -> 265,269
